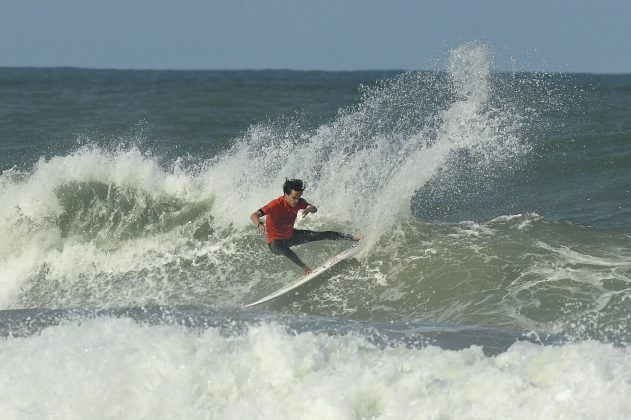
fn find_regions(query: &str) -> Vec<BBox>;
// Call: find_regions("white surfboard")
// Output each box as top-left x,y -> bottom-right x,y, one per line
243,242 -> 362,308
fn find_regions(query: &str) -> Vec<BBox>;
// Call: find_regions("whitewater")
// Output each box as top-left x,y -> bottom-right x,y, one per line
1,44 -> 631,418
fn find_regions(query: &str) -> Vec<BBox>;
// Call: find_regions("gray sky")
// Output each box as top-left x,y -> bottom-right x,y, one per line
1,0 -> 630,73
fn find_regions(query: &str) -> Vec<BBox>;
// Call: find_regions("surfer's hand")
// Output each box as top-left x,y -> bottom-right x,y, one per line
258,223 -> 266,234
302,205 -> 317,218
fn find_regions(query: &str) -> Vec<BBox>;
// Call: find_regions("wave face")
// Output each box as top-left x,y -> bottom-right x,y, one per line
1,45 -> 631,343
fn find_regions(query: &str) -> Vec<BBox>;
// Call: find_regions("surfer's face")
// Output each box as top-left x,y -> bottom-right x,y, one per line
284,190 -> 302,207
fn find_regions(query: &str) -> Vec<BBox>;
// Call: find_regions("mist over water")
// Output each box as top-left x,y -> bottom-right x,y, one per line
210,44 -> 530,247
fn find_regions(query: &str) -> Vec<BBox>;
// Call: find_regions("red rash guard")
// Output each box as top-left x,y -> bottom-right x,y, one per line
260,196 -> 309,243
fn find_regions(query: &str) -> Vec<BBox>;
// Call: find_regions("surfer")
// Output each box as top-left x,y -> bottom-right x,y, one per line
250,178 -> 360,274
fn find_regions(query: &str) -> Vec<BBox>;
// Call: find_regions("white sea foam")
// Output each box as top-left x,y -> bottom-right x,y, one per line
0,145 -> 273,308
0,148 -> 198,305
0,318 -> 629,420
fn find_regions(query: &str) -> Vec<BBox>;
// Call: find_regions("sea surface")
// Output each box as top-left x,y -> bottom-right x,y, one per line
1,44 -> 630,418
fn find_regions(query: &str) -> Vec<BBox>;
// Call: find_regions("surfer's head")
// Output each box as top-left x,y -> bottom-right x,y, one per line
283,178 -> 305,195
283,178 -> 305,207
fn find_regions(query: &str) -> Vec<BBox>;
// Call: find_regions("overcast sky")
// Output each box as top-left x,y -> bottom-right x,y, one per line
1,0 -> 630,73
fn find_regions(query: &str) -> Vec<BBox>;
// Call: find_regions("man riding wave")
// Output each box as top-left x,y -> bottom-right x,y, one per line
250,179 -> 361,274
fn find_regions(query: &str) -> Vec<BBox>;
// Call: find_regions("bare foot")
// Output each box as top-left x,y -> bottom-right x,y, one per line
303,266 -> 312,275
352,233 -> 364,241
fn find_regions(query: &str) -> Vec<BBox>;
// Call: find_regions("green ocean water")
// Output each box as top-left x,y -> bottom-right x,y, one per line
1,51 -> 631,333
2,44 -> 631,418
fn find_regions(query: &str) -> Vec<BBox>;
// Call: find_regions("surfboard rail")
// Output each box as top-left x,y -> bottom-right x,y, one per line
242,242 -> 361,308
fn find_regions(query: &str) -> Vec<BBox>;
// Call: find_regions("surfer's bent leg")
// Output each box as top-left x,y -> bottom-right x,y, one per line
288,229 -> 354,247
269,240 -> 308,270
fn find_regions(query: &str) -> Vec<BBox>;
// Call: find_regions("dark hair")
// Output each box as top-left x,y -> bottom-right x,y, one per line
283,178 -> 305,195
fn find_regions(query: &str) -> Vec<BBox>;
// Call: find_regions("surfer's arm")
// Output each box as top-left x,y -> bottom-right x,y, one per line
250,209 -> 266,233
301,204 -> 317,218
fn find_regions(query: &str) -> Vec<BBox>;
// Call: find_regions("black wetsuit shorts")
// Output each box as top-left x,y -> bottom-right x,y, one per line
268,229 -> 353,268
